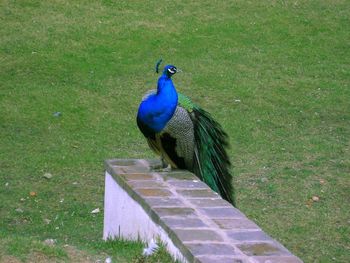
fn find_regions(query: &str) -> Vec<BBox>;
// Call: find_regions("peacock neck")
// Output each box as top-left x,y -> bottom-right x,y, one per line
137,72 -> 179,134
156,74 -> 178,102
147,74 -> 178,131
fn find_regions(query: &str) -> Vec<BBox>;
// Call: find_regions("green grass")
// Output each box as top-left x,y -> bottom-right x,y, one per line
0,0 -> 349,262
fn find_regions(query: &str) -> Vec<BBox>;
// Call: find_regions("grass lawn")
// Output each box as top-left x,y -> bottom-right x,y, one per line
1,0 -> 349,262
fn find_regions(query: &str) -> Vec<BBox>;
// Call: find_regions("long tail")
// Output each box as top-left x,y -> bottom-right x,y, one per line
192,107 -> 235,206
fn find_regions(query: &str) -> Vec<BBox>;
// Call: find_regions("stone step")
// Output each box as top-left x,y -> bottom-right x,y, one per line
103,159 -> 303,263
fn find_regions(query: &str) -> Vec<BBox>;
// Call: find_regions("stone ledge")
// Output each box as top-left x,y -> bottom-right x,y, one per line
103,159 -> 303,263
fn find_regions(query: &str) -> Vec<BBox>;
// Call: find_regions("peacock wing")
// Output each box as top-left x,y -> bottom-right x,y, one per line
160,105 -> 195,170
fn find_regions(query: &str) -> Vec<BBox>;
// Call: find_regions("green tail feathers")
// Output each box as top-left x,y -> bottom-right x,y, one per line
193,108 -> 235,205
178,93 -> 235,205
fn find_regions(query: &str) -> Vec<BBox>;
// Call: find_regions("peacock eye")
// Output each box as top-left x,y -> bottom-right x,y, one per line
168,67 -> 176,74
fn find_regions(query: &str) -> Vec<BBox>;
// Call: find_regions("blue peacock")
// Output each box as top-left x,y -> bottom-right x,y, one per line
136,60 -> 235,205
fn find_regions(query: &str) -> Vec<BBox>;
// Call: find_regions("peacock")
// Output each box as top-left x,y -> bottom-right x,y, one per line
136,60 -> 235,205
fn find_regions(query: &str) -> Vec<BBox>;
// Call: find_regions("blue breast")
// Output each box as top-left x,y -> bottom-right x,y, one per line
137,75 -> 178,134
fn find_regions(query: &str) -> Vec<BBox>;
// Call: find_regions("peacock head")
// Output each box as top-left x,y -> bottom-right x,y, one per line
163,65 -> 178,78
155,59 -> 179,78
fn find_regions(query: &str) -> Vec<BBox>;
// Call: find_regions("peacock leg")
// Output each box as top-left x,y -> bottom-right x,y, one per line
161,156 -> 168,168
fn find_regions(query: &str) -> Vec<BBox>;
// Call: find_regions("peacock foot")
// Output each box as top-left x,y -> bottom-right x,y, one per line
153,165 -> 172,173
152,158 -> 172,172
